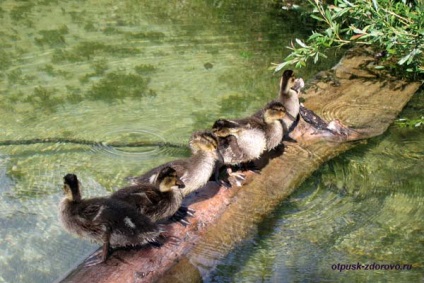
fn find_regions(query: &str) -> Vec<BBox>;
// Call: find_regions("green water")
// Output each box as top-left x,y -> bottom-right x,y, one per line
0,1 -> 422,282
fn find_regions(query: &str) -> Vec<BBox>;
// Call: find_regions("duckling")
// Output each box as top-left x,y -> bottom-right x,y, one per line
250,101 -> 295,151
130,131 -> 222,198
111,166 -> 185,224
59,173 -> 162,265
212,118 -> 266,165
213,101 -> 290,166
278,70 -> 305,131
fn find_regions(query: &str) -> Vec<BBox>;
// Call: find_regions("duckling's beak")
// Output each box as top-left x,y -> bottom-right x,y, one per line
175,178 -> 185,189
292,78 -> 305,93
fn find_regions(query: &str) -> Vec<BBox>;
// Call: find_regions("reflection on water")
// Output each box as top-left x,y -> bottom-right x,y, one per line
208,93 -> 424,282
0,0 -> 422,282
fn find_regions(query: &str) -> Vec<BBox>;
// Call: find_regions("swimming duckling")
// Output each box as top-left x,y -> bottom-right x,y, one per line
131,131 -> 221,198
111,166 -> 185,223
59,173 -> 162,265
278,70 -> 305,131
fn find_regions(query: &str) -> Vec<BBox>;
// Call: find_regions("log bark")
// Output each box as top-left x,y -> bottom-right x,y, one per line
58,49 -> 421,283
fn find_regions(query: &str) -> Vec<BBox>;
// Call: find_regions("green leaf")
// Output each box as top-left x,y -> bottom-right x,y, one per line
295,38 -> 308,48
372,0 -> 379,11
274,63 -> 287,73
311,14 -> 325,22
314,52 -> 319,63
398,53 -> 410,65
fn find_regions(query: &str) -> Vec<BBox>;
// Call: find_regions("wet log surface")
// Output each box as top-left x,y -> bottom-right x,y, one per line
59,49 -> 421,283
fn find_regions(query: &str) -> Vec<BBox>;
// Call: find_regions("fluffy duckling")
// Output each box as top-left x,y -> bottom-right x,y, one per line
59,173 -> 162,265
131,131 -> 221,198
213,116 -> 275,187
212,118 -> 266,165
212,102 -> 290,186
250,101 -> 295,151
111,166 -> 185,223
213,101 -> 290,167
278,70 -> 305,131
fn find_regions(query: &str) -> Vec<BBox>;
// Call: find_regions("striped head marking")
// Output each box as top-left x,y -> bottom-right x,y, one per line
190,131 -> 219,152
157,166 -> 185,192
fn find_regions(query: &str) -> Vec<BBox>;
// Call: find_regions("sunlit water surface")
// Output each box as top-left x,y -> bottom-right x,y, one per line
0,1 -> 422,282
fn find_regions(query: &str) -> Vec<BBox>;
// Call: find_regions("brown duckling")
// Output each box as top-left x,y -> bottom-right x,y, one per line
278,69 -> 304,131
212,118 -> 266,165
213,101 -> 291,167
212,118 -> 269,187
111,166 -> 186,224
59,173 -> 162,265
130,131 -> 222,198
250,101 -> 295,151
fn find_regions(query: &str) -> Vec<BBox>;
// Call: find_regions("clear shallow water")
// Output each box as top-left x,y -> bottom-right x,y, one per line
0,1 -> 422,283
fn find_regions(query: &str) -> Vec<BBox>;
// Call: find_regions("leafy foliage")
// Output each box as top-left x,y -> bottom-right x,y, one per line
395,117 -> 424,127
274,0 -> 424,80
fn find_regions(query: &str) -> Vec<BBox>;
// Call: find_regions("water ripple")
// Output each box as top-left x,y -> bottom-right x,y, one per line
91,129 -> 188,159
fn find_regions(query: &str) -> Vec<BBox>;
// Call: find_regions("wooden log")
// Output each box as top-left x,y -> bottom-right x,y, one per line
58,49 -> 421,283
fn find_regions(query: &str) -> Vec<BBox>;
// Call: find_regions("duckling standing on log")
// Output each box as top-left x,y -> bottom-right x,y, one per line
212,101 -> 294,186
212,118 -> 265,186
111,167 -> 186,224
278,70 -> 304,132
130,131 -> 222,198
59,174 -> 163,265
213,101 -> 291,164
251,101 -> 295,151
212,118 -> 266,166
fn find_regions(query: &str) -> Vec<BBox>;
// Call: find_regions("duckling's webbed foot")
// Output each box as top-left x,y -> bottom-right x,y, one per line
84,246 -> 110,267
213,165 -> 232,188
165,235 -> 181,246
226,167 -> 246,187
169,206 -> 195,226
147,234 -> 166,248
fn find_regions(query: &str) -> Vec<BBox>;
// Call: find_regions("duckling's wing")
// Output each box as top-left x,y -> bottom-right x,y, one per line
218,135 -> 243,159
247,117 -> 266,130
143,190 -> 163,205
111,185 -> 157,211
104,200 -> 160,232
79,202 -> 107,222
